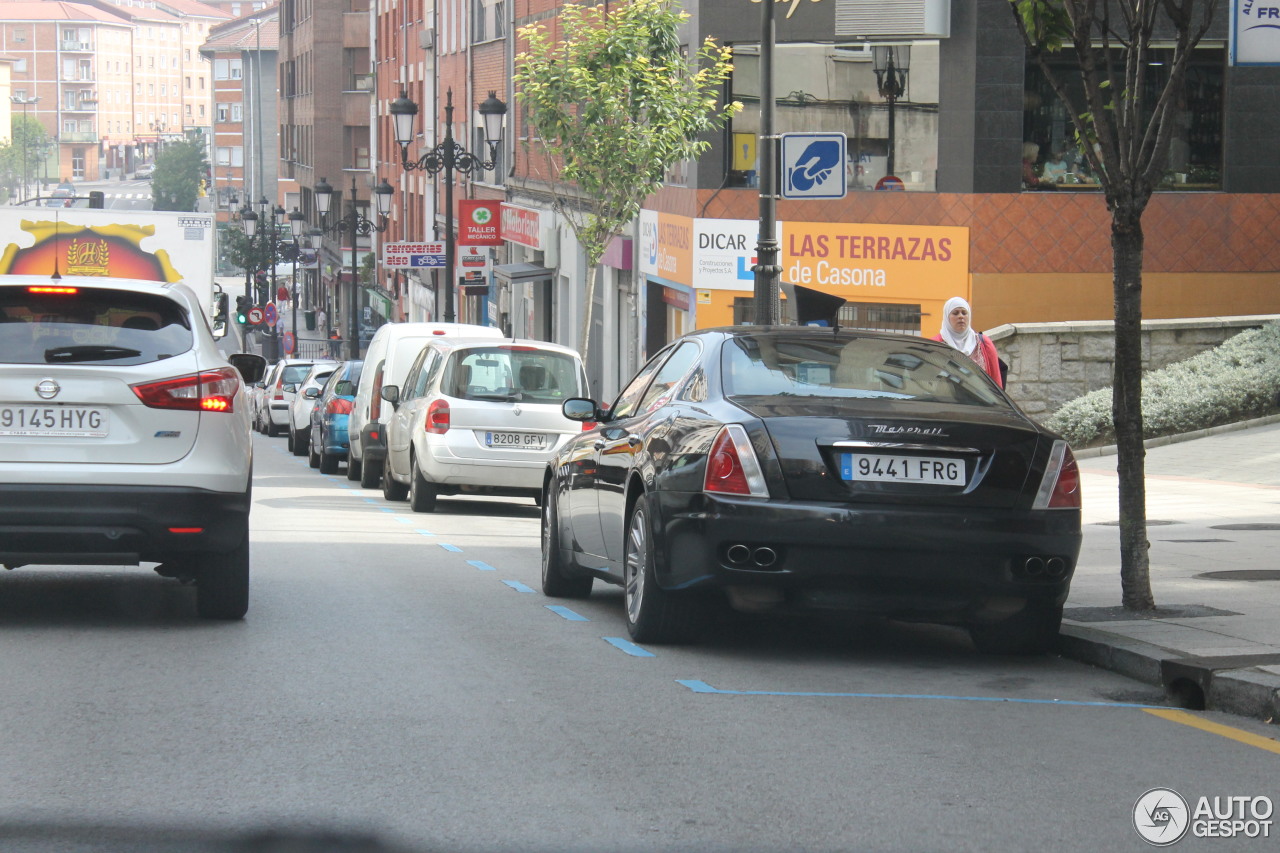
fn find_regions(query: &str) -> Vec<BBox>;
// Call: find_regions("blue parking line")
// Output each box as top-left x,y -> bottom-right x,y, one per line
439,543 -> 462,552
467,560 -> 497,571
676,680 -> 1162,708
546,605 -> 589,622
502,580 -> 535,593
604,637 -> 655,657
394,517 -> 412,524
414,529 -> 435,537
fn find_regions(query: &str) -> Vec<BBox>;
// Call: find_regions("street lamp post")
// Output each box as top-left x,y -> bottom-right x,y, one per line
313,175 -> 393,359
308,227 -> 325,329
10,95 -> 41,204
389,88 -> 506,323
872,45 -> 911,179
288,208 -> 305,353
239,203 -> 259,353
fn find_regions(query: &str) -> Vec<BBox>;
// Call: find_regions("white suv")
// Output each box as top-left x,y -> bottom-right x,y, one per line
0,276 -> 266,619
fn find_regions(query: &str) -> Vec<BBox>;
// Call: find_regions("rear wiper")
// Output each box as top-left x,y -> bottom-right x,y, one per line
45,345 -> 142,363
470,392 -> 523,402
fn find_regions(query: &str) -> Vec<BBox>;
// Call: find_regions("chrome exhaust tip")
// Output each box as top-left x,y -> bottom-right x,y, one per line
726,544 -> 751,565
751,547 -> 778,568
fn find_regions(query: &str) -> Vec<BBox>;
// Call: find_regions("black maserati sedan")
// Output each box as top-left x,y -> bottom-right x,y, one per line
540,326 -> 1082,653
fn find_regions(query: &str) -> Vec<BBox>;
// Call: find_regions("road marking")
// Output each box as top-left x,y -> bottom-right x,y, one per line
1144,708 -> 1280,754
394,517 -> 412,524
502,580 -> 535,593
546,605 -> 590,622
439,543 -> 462,552
604,637 -> 655,657
676,680 -> 1164,708
414,529 -> 435,537
467,560 -> 497,571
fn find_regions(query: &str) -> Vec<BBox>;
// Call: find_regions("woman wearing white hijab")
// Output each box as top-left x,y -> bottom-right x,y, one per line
931,296 -> 1004,388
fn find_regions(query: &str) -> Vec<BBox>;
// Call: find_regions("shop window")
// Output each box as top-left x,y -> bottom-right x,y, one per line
729,42 -> 939,192
1022,44 -> 1224,190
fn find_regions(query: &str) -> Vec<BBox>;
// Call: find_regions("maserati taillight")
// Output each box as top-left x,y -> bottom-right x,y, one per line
1033,440 -> 1082,509
132,367 -> 240,413
703,424 -> 769,498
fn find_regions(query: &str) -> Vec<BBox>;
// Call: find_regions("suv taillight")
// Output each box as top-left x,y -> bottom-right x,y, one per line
1033,440 -> 1082,509
703,424 -> 769,498
426,398 -> 450,434
132,367 -> 240,413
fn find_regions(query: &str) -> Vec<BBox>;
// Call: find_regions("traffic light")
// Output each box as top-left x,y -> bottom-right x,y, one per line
235,296 -> 250,325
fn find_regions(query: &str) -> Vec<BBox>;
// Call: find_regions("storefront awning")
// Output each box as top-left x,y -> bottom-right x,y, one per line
494,262 -> 554,284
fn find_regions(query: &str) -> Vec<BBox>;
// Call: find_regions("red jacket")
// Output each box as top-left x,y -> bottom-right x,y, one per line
931,332 -> 1004,388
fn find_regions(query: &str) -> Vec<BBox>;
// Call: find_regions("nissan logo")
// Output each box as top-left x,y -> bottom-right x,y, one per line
35,378 -> 61,400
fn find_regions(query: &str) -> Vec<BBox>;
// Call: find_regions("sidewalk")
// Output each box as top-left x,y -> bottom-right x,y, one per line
1061,415 -> 1280,723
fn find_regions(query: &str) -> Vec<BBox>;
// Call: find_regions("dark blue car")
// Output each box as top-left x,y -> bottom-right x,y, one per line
307,360 -> 363,474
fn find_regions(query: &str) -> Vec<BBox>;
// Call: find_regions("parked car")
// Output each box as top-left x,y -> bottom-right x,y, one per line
541,326 -> 1082,651
348,322 -> 503,488
380,338 -> 588,511
258,357 -> 331,437
307,360 -> 363,474
287,361 -> 338,455
45,187 -> 75,207
0,275 -> 267,618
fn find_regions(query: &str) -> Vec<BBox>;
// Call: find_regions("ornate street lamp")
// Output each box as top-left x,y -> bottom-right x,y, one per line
872,45 -> 911,179
288,207 -> 305,351
313,175 -> 392,358
388,88 -> 506,323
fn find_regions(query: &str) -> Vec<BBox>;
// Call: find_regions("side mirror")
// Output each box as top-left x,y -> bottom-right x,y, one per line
228,353 -> 268,385
304,387 -> 322,399
562,398 -> 599,422
380,385 -> 400,406
283,383 -> 298,394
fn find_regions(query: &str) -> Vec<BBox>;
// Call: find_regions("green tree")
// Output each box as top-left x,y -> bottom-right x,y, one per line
151,138 -> 209,211
1010,0 -> 1221,610
0,116 -> 54,201
513,0 -> 739,364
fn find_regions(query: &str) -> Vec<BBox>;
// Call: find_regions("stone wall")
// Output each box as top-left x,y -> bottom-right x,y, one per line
986,316 -> 1280,416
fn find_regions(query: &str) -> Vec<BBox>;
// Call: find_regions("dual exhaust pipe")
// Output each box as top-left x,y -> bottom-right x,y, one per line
725,543 -> 779,569
1017,555 -> 1068,580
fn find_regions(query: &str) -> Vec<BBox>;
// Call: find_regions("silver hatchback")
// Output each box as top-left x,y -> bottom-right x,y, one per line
0,276 -> 266,618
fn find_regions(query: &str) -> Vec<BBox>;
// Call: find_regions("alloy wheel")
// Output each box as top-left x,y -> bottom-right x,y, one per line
624,506 -> 647,625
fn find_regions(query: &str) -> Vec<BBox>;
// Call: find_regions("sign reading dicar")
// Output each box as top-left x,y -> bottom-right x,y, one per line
384,241 -> 446,268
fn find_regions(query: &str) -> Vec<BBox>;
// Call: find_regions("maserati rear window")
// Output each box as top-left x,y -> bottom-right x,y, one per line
723,334 -> 1007,407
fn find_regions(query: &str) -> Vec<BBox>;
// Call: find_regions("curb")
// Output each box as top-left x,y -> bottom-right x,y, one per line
1073,412 -> 1280,459
1059,624 -> 1280,724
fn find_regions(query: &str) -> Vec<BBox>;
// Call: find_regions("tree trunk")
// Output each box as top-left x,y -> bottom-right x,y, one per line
1111,210 -> 1154,611
578,262 -> 600,375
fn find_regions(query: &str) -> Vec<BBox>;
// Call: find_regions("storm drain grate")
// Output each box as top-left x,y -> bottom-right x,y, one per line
1196,569 -> 1280,582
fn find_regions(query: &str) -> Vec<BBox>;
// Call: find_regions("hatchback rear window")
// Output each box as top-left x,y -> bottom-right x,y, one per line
722,334 -> 1007,408
444,346 -> 584,404
0,285 -> 192,365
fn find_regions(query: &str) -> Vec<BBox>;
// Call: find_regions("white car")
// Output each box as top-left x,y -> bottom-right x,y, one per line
0,275 -> 266,619
380,338 -> 588,511
287,361 -> 338,455
259,357 -> 330,437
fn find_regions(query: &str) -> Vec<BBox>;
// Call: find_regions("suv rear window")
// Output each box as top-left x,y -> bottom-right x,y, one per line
0,285 -> 192,366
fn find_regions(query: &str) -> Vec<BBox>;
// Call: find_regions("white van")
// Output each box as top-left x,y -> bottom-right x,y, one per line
347,322 -> 502,487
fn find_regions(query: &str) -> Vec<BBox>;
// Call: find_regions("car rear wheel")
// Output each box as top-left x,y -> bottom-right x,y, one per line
409,458 -> 437,513
382,460 -> 408,501
194,533 -> 250,620
307,434 -> 321,468
624,493 -> 701,644
346,455 -> 362,481
265,417 -> 281,437
968,603 -> 1062,655
320,449 -> 339,475
291,426 -> 308,456
542,486 -> 591,598
286,427 -> 296,453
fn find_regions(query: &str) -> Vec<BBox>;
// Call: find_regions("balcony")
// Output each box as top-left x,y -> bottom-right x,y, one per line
61,41 -> 93,52
59,131 -> 99,143
342,12 -> 369,48
341,91 -> 371,126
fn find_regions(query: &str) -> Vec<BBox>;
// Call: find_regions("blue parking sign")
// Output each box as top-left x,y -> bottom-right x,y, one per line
780,133 -> 847,200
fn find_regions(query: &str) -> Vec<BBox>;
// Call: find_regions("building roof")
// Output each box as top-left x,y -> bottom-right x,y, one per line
0,2 -> 131,24
204,11 -> 279,53
151,0 -> 233,20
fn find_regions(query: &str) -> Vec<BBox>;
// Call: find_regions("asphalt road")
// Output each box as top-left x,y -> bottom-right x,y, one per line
1,434 -> 1277,852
